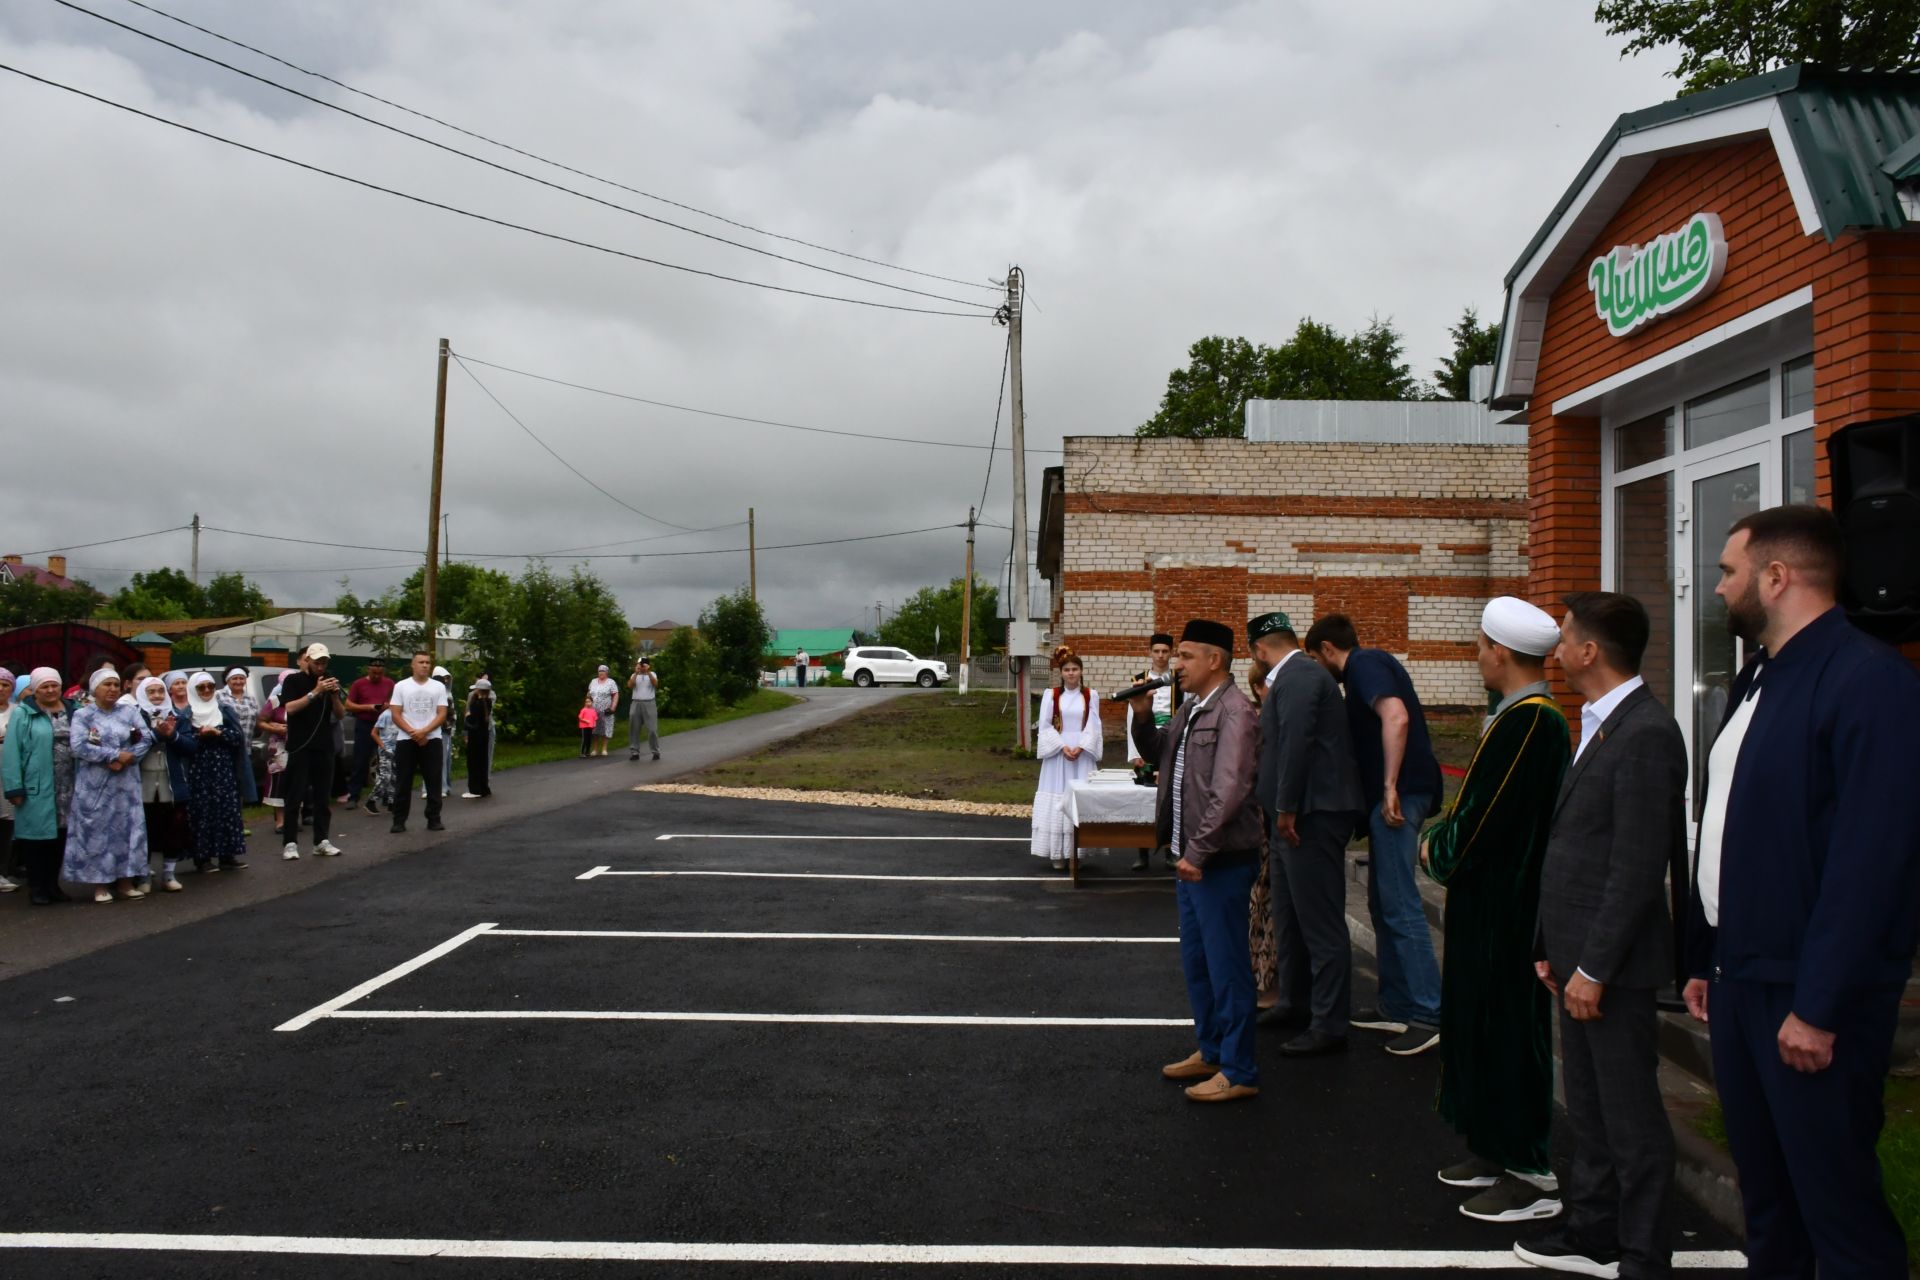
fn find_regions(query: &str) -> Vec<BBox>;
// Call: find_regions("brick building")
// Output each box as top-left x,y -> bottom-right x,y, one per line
1490,66 -> 1920,806
1036,404 -> 1527,710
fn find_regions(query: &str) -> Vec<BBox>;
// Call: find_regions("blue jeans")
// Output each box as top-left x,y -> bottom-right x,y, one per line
1176,857 -> 1259,1087
1366,792 -> 1442,1026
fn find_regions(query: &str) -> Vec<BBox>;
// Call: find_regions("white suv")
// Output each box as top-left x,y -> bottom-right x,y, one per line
843,646 -> 948,688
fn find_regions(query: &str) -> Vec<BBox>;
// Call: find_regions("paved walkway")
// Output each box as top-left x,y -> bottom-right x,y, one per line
0,686 -> 910,980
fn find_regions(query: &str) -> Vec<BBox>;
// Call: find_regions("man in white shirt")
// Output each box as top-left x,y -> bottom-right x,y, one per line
794,648 -> 809,689
627,657 -> 660,762
1125,632 -> 1181,870
388,650 -> 451,833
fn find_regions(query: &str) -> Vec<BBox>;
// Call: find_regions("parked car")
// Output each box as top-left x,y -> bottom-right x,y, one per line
842,646 -> 948,688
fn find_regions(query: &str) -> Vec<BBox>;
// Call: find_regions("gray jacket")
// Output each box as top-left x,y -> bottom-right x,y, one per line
1258,654 -> 1364,820
1129,680 -> 1264,869
1537,684 -> 1688,990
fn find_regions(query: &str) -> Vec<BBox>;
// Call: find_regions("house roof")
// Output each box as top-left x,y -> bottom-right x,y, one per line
1,562 -> 78,591
1493,66 -> 1920,407
770,628 -> 855,657
636,619 -> 686,632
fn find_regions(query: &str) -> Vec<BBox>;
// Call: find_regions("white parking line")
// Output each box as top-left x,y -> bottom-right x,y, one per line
488,928 -> 1176,943
578,867 -> 1173,883
331,1010 -> 1194,1027
654,833 -> 1028,842
0,1232 -> 1749,1268
273,923 -> 498,1032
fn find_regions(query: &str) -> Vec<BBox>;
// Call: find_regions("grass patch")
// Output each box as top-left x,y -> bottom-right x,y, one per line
489,690 -> 801,773
1695,1075 -> 1920,1266
687,691 -> 1035,805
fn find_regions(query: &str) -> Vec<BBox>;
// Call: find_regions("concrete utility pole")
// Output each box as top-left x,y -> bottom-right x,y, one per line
958,506 -> 975,695
424,338 -> 449,661
748,507 -> 757,603
1007,266 -> 1031,750
190,512 -> 201,587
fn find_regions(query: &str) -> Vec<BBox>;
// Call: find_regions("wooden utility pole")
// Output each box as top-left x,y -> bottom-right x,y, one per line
1007,267 -> 1031,750
958,507 -> 975,695
190,512 -> 201,587
424,338 -> 449,661
748,507 -> 757,603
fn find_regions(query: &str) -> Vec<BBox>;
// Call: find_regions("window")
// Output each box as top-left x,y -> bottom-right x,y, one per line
1784,429 -> 1816,505
1685,372 -> 1770,448
1781,354 -> 1814,417
1615,472 -> 1674,710
1615,408 -> 1673,470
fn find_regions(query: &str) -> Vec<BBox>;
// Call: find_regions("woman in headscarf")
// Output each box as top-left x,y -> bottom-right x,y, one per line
64,667 -> 152,902
178,671 -> 248,872
2,668 -> 76,905
462,679 -> 494,800
1029,645 -> 1102,872
0,667 -> 18,892
131,676 -> 193,891
259,671 -> 289,837
216,666 -> 260,807
1246,654 -> 1279,1006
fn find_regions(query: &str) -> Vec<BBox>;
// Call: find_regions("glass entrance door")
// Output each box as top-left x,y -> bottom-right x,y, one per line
1677,445 -> 1769,816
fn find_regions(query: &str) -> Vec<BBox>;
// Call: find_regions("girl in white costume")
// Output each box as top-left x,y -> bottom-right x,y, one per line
1029,646 -> 1101,871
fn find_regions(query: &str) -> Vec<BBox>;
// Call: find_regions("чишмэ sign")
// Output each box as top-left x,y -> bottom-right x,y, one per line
1587,211 -> 1727,338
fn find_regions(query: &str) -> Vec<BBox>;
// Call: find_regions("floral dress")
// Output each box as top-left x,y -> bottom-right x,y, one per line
182,705 -> 247,861
64,703 -> 152,883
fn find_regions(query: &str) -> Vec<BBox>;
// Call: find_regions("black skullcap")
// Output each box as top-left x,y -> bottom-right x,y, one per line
1149,632 -> 1174,648
1181,619 -> 1235,653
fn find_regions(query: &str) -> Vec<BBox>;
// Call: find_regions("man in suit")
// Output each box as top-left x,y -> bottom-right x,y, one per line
1124,618 -> 1266,1103
1249,611 -> 1365,1056
1684,505 -> 1920,1276
1516,592 -> 1686,1279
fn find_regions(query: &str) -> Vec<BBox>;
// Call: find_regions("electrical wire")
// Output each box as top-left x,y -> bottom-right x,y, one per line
55,0 -> 996,312
452,353 -> 1062,455
451,356 -> 698,530
112,0 -> 1001,295
198,522 -> 963,561
977,333 -> 1010,512
6,525 -> 190,557
0,62 -> 993,318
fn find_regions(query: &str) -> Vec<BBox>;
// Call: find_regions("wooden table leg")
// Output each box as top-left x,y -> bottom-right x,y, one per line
1071,831 -> 1080,887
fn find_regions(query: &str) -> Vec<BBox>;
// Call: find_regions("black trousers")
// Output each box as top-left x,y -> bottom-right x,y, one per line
1558,986 -> 1674,1277
346,717 -> 378,800
1712,976 -> 1905,1278
391,738 -> 443,828
14,830 -> 65,896
466,734 -> 490,797
1268,809 -> 1358,1035
283,750 -> 334,843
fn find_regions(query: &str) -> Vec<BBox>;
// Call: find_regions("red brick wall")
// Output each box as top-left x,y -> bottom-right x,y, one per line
1812,232 -> 1920,500
1151,566 -> 1250,658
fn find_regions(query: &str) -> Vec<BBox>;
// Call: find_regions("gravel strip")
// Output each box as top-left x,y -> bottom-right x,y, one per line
633,783 -> 1028,818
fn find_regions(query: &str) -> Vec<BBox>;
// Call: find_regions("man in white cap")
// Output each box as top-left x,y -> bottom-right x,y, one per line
585,664 -> 620,759
1420,597 -> 1572,1225
278,643 -> 347,860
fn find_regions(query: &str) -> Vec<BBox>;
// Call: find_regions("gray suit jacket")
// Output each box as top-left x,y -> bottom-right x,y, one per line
1257,654 -> 1364,820
1537,684 -> 1688,990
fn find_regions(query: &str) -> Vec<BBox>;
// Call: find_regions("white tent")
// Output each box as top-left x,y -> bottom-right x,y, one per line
199,611 -> 475,660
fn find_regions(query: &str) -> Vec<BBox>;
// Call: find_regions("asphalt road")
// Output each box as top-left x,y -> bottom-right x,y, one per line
2,789 -> 1741,1277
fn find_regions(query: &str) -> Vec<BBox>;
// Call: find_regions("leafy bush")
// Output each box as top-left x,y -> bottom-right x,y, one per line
652,626 -> 716,719
699,586 -> 771,706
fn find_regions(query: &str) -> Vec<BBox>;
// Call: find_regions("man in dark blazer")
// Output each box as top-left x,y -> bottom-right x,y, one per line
1248,611 -> 1365,1056
1516,592 -> 1686,1279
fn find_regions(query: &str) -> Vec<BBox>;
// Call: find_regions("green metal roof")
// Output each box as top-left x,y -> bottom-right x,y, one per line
770,628 -> 856,657
127,631 -> 173,646
1880,131 -> 1920,181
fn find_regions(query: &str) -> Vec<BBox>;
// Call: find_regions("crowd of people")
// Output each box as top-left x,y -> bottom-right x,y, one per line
1028,504 -> 1920,1279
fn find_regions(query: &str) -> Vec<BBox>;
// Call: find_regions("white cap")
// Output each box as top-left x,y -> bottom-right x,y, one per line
304,643 -> 331,662
1481,597 -> 1560,658
432,665 -> 450,679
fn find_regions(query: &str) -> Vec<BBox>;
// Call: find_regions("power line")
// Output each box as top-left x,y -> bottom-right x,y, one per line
110,0 -> 1002,294
978,333 -> 1011,513
5,525 -> 190,557
451,356 -> 698,530
200,521 -> 963,561
54,0 -> 995,312
453,353 -> 1062,455
0,62 -> 993,319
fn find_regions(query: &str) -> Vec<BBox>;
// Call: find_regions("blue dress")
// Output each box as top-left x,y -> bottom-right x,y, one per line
64,703 -> 152,884
178,704 -> 247,860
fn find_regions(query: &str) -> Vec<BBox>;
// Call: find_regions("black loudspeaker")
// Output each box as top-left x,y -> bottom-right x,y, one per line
1830,414 -> 1920,641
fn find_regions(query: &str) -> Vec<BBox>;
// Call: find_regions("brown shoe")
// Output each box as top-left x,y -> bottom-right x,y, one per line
1160,1050 -> 1220,1081
1183,1071 -> 1259,1103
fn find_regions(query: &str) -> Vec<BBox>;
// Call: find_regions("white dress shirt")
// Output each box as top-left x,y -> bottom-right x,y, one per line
1574,675 -> 1643,764
1264,647 -> 1299,688
1696,676 -> 1762,929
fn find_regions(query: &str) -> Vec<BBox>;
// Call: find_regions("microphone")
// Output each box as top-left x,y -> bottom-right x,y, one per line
1113,674 -> 1173,701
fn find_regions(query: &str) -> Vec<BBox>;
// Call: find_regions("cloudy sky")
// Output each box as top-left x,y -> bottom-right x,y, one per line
0,1 -> 1677,632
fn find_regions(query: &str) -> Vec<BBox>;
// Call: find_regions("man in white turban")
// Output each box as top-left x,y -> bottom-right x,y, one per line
1419,596 -> 1574,1225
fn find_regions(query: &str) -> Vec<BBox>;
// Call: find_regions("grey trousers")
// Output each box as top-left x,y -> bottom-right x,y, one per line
628,701 -> 659,754
1559,987 -> 1674,1277
1269,809 -> 1358,1035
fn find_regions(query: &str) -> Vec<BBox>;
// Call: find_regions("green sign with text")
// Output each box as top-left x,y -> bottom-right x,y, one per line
1587,211 -> 1728,338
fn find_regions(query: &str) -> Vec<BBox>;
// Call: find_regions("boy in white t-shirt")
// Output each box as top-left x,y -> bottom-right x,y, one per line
387,650 -> 451,833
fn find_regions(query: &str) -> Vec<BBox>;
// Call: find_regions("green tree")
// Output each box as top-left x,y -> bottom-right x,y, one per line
334,584 -> 426,660
1137,317 -> 1420,438
0,578 -> 103,628
879,577 -> 1004,655
1597,0 -> 1920,94
390,562 -> 517,625
104,567 -> 206,620
651,625 -> 716,719
204,571 -> 273,619
1431,307 -> 1503,401
698,586 -> 771,706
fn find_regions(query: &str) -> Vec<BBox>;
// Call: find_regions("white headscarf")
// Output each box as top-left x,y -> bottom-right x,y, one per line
189,672 -> 223,730
88,667 -> 119,695
135,676 -> 168,716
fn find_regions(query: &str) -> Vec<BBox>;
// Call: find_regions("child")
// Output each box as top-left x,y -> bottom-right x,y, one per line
367,706 -> 399,813
578,697 -> 598,757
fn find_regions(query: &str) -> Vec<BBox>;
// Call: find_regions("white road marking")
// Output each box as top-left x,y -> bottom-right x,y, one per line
486,928 -> 1176,943
655,833 -> 1027,842
273,922 -> 498,1033
331,1010 -> 1194,1027
581,868 -> 1174,884
0,1232 -> 1748,1268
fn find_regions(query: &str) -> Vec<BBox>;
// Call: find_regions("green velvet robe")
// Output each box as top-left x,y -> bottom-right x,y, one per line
1423,693 -> 1570,1175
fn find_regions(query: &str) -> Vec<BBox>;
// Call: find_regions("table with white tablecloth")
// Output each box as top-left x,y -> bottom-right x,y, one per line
1062,769 -> 1160,885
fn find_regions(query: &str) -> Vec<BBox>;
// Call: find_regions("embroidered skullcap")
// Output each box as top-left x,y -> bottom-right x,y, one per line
1481,596 -> 1560,658
29,667 -> 60,691
1050,644 -> 1079,668
1149,632 -> 1174,648
1247,612 -> 1294,643
1181,618 -> 1235,653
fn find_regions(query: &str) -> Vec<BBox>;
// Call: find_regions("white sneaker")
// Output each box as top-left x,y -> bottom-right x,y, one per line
0,874 -> 18,892
163,877 -> 183,892
283,843 -> 301,861
315,840 -> 342,857
460,792 -> 480,799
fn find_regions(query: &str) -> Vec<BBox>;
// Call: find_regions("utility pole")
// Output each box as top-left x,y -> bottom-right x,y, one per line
748,507 -> 757,603
190,512 -> 201,587
424,338 -> 449,662
1007,266 -> 1031,750
958,506 -> 975,695
876,600 -> 884,637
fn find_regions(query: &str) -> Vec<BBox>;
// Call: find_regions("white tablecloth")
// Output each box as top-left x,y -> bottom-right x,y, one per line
1065,770 -> 1159,827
